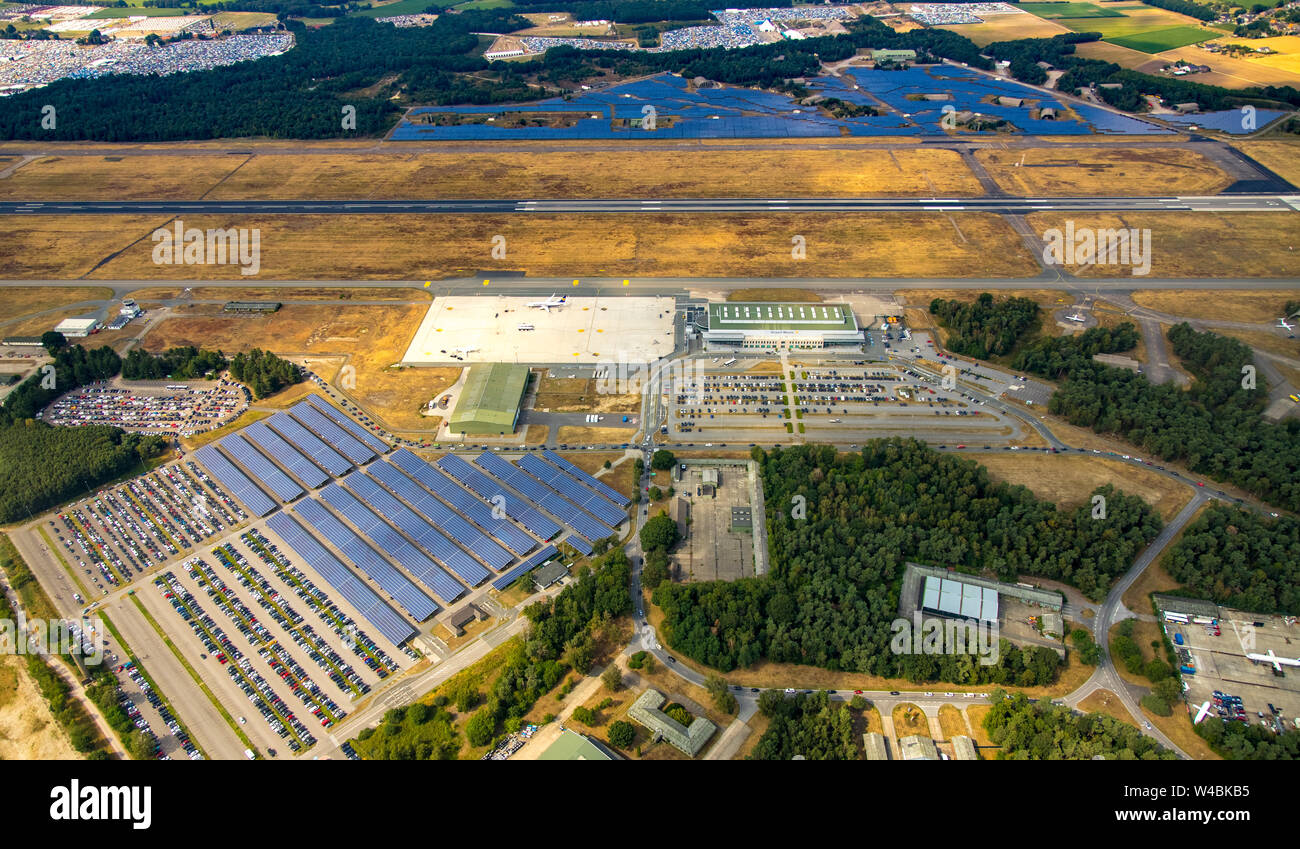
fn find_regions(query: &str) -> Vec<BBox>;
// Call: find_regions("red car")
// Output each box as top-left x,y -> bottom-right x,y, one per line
1196,481 -> 1205,487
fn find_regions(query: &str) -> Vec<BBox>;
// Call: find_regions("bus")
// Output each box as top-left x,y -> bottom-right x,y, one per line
1164,612 -> 1190,624
723,358 -> 737,366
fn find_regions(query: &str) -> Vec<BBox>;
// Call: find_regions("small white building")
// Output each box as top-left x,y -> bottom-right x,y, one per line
54,317 -> 99,338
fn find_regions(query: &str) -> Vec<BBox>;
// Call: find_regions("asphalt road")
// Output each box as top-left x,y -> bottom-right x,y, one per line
2,195 -> 1296,216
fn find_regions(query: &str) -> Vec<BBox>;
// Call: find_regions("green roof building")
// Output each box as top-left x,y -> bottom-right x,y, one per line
449,364 -> 530,435
703,302 -> 862,351
538,729 -> 618,760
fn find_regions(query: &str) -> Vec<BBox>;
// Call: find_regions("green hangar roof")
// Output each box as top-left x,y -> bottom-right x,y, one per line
449,364 -> 530,435
708,302 -> 858,332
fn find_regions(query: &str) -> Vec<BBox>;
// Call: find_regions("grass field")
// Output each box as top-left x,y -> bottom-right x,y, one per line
1078,688 -> 1137,726
937,704 -> 970,740
892,703 -> 930,737
1049,5 -> 1220,53
0,150 -> 980,201
1131,289 -> 1300,324
121,286 -> 430,302
210,11 -> 279,29
965,704 -> 995,747
726,288 -> 822,302
937,13 -> 1071,47
140,303 -> 452,432
352,0 -> 441,17
1107,26 -> 1217,53
1019,2 -> 1123,18
0,286 -> 112,324
1234,141 -> 1300,187
976,146 -> 1232,196
974,453 -> 1193,522
0,213 -> 1039,280
1024,212 -> 1300,278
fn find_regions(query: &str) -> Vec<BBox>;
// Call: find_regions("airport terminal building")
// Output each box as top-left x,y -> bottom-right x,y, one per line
701,302 -> 863,351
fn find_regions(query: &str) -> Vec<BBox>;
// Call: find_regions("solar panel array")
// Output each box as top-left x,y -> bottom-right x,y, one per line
366,462 -> 510,571
475,453 -> 615,544
389,449 -> 536,556
243,420 -> 329,489
306,396 -> 390,455
292,498 -> 438,621
437,454 -> 560,539
288,401 -> 375,466
218,433 -> 304,502
490,544 -> 559,591
565,534 -> 594,557
341,472 -> 487,589
266,512 -> 415,647
518,454 -> 625,526
320,482 -> 467,603
541,449 -> 631,506
266,411 -> 352,477
194,445 -> 277,517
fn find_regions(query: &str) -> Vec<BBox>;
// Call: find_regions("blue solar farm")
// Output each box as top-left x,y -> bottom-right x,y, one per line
392,67 -> 1172,140
191,396 -> 630,647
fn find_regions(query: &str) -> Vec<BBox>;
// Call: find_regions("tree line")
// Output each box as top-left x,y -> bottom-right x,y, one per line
1012,323 -> 1300,512
0,344 -> 121,426
651,440 -> 1161,682
985,690 -> 1176,759
228,349 -> 302,399
121,347 -> 229,381
1162,504 -> 1300,615
930,293 -> 1041,360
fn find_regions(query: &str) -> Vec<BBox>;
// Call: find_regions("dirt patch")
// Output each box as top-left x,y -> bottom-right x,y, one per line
0,657 -> 80,760
977,146 -> 1232,196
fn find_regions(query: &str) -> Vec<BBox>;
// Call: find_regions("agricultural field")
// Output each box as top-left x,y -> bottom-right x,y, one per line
210,11 -> 280,30
1157,37 -> 1300,88
138,303 -> 456,432
975,146 -> 1232,196
1024,212 -> 1300,278
937,12 -> 1071,46
0,213 -> 1041,280
1018,2 -> 1124,19
1041,3 -> 1221,54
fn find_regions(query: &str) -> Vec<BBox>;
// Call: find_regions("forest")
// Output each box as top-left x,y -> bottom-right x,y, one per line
1161,504 -> 1300,615
121,347 -> 229,381
1195,716 -> 1300,760
985,691 -> 1176,759
228,349 -> 302,399
929,293 -> 1041,359
749,689 -> 859,760
0,422 -> 165,524
1012,323 -> 1300,512
652,440 -> 1161,680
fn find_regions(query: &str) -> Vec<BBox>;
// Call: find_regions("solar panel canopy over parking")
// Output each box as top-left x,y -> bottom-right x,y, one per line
475,453 -> 615,544
194,445 -> 277,517
218,432 -> 304,502
565,534 -> 594,556
541,449 -> 631,506
288,401 -> 375,465
320,481 -> 468,603
490,544 -> 559,591
518,454 -> 625,526
266,411 -> 352,477
292,497 -> 439,621
339,472 -> 487,590
389,449 -> 536,555
266,512 -> 415,646
437,454 -> 560,539
366,461 -> 511,571
243,420 -> 329,489
306,396 -> 391,455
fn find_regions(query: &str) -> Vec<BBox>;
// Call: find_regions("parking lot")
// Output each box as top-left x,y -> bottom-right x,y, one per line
40,377 -> 249,436
1175,610 -> 1300,734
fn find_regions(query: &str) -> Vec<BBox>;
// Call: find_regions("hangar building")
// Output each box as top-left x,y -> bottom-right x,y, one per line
448,364 -> 530,435
702,302 -> 863,351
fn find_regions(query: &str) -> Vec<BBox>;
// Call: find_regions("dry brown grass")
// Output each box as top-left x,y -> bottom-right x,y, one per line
1024,212 -> 1300,278
179,409 -> 270,451
188,149 -> 984,199
975,453 -> 1193,521
976,147 -> 1232,196
1142,701 -> 1222,760
892,703 -> 930,737
0,155 -> 244,200
523,424 -> 549,444
0,213 -> 1040,281
965,704 -> 995,748
0,286 -> 113,324
895,288 -> 1072,308
534,377 -> 640,413
1073,38 -> 1161,71
1131,289 -> 1300,324
1234,141 -> 1300,187
936,13 -> 1072,45
937,704 -> 970,740
556,425 -> 636,443
1078,688 -> 1137,726
1158,43 -> 1300,89
140,303 -> 452,432
726,288 -> 822,302
1216,327 -> 1300,361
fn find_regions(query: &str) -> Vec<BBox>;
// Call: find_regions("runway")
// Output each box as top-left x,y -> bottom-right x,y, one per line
2,194 -> 1297,215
